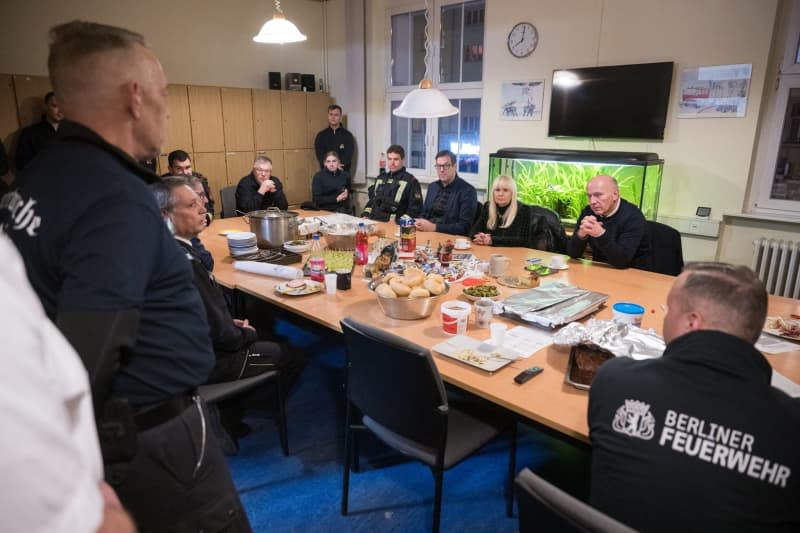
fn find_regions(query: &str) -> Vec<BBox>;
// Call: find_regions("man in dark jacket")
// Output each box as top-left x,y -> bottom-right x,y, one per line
314,104 -> 355,172
415,149 -> 477,236
15,91 -> 63,171
567,174 -> 649,268
589,262 -> 800,532
162,149 -> 215,216
361,144 -> 422,222
235,155 -> 289,212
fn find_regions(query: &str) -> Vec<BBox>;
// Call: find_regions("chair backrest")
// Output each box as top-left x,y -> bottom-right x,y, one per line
528,205 -> 569,253
340,317 -> 449,450
219,185 -> 237,218
515,468 -> 638,533
645,221 -> 683,276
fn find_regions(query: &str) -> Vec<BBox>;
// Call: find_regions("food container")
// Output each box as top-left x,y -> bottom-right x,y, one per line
369,280 -> 450,320
320,222 -> 376,250
612,302 -> 645,327
564,344 -> 615,390
244,207 -> 299,249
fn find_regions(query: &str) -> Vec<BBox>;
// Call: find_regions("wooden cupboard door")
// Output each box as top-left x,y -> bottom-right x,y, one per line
193,152 -> 228,213
306,92 -> 331,147
188,86 -> 224,152
281,91 -> 307,150
225,151 -> 255,188
221,87 -> 254,151
157,155 -> 169,175
253,89 -> 283,151
282,149 -> 314,205
12,75 -> 52,128
162,84 -> 192,156
0,74 -> 18,143
266,150 -> 286,184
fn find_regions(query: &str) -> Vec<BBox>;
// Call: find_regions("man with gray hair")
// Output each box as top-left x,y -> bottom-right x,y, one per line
235,155 -> 288,212
2,20 -> 251,531
588,262 -> 800,531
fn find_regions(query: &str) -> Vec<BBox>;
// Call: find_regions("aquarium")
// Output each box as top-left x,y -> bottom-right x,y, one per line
488,148 -> 663,223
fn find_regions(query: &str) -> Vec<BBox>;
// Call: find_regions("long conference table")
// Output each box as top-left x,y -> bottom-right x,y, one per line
200,214 -> 800,444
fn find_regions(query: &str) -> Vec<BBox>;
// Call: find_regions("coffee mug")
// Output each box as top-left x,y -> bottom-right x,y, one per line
489,254 -> 510,277
455,238 -> 469,248
474,297 -> 494,328
549,255 -> 567,269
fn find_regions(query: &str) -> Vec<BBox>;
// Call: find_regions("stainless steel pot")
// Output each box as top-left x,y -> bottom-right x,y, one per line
243,207 -> 299,249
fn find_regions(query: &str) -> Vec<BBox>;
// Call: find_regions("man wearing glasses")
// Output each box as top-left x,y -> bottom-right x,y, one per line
415,150 -> 477,236
235,155 -> 289,213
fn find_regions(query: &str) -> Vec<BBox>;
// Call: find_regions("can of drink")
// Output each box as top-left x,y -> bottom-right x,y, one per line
399,217 -> 416,253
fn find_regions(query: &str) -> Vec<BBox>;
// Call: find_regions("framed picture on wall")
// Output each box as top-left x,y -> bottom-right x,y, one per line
677,64 -> 752,118
500,80 -> 544,121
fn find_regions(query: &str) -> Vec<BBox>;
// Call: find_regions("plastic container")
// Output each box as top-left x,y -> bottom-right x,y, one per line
441,300 -> 471,335
355,222 -> 368,265
309,233 -> 326,282
612,302 -> 645,327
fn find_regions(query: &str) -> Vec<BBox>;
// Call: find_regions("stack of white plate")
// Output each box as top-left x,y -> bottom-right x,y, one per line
227,232 -> 258,256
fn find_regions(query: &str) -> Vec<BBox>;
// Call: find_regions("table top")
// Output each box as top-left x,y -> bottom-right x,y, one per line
201,214 -> 800,443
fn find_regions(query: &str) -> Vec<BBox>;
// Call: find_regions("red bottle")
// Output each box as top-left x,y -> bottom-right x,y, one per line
355,222 -> 368,265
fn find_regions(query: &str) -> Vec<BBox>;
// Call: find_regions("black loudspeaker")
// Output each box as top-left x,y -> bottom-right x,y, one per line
285,72 -> 301,91
268,72 -> 281,90
301,74 -> 316,92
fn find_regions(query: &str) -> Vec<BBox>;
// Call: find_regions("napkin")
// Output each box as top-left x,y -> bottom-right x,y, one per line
234,261 -> 304,280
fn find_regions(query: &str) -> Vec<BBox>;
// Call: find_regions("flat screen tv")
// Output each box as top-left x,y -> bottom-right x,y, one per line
548,61 -> 674,140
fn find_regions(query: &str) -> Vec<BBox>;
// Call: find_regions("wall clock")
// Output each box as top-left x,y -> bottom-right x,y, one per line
507,22 -> 538,58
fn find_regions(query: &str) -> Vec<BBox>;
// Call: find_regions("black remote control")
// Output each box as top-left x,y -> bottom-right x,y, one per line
514,366 -> 543,384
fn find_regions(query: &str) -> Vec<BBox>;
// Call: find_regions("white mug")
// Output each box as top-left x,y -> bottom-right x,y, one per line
489,254 -> 510,277
549,255 -> 567,269
455,238 -> 469,248
474,298 -> 494,329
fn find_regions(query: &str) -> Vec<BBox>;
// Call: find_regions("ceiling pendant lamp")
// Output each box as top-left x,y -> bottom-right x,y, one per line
253,0 -> 307,44
392,0 -> 458,118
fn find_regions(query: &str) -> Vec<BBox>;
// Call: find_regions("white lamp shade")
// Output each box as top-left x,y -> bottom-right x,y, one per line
392,81 -> 459,118
253,13 -> 307,44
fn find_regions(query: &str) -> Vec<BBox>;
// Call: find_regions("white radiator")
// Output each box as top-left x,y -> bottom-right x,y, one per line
751,238 -> 800,298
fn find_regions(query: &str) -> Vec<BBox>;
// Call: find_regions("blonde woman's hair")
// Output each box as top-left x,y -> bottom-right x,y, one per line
487,175 -> 518,230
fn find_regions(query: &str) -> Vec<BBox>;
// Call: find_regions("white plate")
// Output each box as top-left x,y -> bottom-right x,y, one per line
227,231 -> 257,241
432,335 -> 519,372
546,264 -> 569,271
283,241 -> 311,253
230,246 -> 259,256
274,280 -> 323,296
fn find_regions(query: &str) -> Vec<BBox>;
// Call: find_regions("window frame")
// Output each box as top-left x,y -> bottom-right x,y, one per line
385,0 -> 485,188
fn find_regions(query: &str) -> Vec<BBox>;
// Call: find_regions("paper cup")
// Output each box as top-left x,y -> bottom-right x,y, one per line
612,302 -> 645,327
324,273 -> 338,295
441,301 -> 470,335
490,323 -> 507,346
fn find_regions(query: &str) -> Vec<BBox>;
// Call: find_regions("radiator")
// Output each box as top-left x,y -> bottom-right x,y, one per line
751,238 -> 800,298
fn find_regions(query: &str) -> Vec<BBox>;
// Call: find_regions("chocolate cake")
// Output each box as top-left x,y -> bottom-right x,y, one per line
568,344 -> 614,387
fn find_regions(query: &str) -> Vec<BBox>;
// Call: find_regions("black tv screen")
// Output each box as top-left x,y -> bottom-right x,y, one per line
548,61 -> 674,140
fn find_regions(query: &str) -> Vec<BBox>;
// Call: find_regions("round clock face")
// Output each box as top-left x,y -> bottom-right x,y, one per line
507,22 -> 538,58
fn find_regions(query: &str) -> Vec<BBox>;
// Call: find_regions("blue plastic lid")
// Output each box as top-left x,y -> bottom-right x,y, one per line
613,302 -> 645,315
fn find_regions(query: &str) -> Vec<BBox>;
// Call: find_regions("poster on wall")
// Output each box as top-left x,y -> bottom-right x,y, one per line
500,80 -> 544,120
677,63 -> 752,118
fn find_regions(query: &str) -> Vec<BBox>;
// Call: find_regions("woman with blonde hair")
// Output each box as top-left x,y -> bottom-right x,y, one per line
470,175 -> 531,247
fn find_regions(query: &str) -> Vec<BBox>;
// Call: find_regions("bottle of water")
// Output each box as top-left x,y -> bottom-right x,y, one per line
355,222 -> 368,265
309,233 -> 326,282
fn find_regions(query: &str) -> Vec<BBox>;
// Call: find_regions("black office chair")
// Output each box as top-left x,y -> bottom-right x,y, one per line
340,317 -> 517,533
644,221 -> 684,276
198,369 -> 289,456
515,468 -> 637,533
528,205 -> 569,253
219,185 -> 237,218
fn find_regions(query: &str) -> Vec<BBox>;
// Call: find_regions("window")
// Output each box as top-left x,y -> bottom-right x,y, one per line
748,1 -> 800,215
387,0 -> 485,185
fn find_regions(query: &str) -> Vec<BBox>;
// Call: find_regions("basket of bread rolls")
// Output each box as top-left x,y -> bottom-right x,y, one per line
369,267 -> 449,320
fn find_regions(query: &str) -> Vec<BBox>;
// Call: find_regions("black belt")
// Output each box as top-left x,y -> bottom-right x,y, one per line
133,392 -> 195,432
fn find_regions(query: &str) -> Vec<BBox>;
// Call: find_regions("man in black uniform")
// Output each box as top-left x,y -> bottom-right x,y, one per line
589,262 -> 800,532
164,149 -> 215,216
567,174 -> 649,268
314,104 -> 355,172
235,155 -> 289,212
361,144 -> 422,222
1,20 -> 251,532
14,91 -> 63,171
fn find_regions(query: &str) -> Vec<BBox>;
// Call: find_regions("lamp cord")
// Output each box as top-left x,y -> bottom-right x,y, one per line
423,0 -> 431,82
275,0 -> 283,14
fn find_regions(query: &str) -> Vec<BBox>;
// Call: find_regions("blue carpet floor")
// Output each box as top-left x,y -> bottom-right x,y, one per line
227,317 -> 590,532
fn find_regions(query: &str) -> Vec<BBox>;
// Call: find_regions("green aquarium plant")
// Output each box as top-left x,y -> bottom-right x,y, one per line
488,155 -> 662,223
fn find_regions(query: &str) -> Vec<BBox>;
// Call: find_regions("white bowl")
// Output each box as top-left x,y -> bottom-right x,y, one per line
283,240 -> 311,253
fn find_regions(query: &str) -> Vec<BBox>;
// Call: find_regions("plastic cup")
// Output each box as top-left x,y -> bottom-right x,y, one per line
612,302 -> 645,327
441,301 -> 471,335
490,323 -> 507,346
324,273 -> 337,295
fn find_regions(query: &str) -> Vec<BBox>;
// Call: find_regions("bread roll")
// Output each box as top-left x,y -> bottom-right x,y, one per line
389,278 -> 412,297
375,283 -> 397,298
383,272 -> 400,284
424,278 -> 445,295
409,287 -> 431,299
426,273 -> 444,284
403,268 -> 425,288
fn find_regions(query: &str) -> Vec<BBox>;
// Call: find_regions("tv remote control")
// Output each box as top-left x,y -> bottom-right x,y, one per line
514,366 -> 543,384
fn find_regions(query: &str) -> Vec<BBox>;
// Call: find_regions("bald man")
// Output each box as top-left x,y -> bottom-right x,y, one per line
588,263 -> 800,531
3,21 -> 251,532
567,175 -> 649,268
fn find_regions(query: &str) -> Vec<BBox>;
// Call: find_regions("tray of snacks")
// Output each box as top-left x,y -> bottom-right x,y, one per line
431,335 -> 519,372
763,316 -> 800,341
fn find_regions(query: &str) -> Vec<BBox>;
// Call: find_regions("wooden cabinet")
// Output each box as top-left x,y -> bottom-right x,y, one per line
221,88 -> 254,151
0,74 -> 18,148
306,92 -> 331,148
13,75 -> 51,128
282,149 -> 316,205
281,91 -> 307,149
253,89 -> 283,150
193,152 -> 228,212
225,151 -> 255,186
189,86 -> 225,152
162,84 -> 193,156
